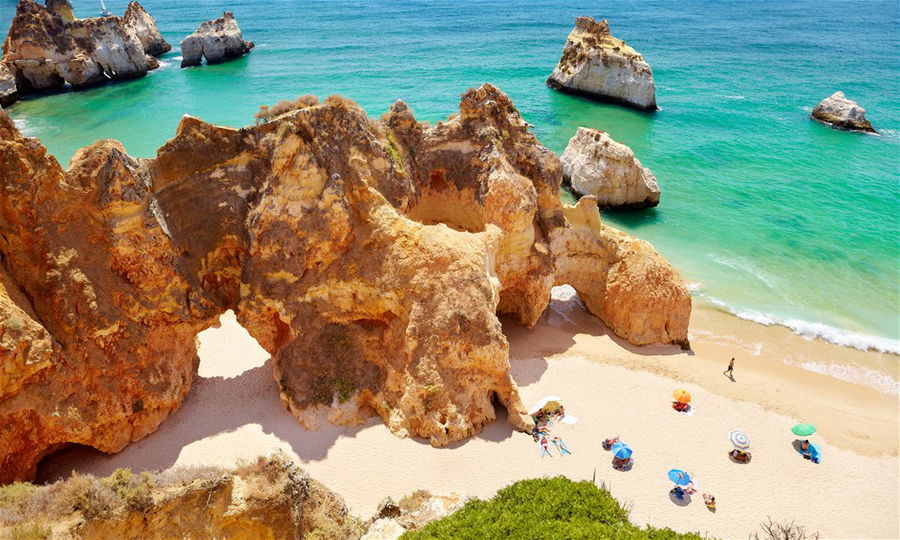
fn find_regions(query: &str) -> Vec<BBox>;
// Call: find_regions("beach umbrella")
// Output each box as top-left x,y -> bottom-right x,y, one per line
667,469 -> 691,485
729,430 -> 750,450
672,389 -> 691,403
611,442 -> 633,459
791,423 -> 816,437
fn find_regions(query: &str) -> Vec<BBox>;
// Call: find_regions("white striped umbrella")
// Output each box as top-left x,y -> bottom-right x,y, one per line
729,430 -> 750,450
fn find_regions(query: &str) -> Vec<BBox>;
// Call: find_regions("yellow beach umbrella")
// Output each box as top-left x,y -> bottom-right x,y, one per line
672,389 -> 691,403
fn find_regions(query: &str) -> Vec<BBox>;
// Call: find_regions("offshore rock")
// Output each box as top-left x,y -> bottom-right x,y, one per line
123,1 -> 172,57
811,91 -> 876,133
547,17 -> 657,111
561,127 -> 660,209
0,84 -> 690,482
0,0 -> 166,105
180,12 -> 254,68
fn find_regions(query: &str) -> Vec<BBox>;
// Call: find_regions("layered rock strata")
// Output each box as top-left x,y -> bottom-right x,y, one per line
0,63 -> 17,107
180,12 -> 254,68
547,17 -> 657,111
0,84 -> 690,484
0,0 -> 169,107
811,91 -> 877,133
561,127 -> 660,209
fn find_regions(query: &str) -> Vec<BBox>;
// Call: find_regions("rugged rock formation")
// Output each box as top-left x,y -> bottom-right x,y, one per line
180,12 -> 254,68
0,63 -> 17,107
364,491 -> 469,539
547,17 -> 657,111
0,455 -> 364,539
811,91 -> 876,133
0,0 -> 170,107
0,84 -> 690,483
561,127 -> 660,209
123,1 -> 171,57
550,197 -> 690,347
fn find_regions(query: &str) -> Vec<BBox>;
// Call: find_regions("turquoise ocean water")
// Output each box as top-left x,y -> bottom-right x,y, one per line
2,1 -> 898,363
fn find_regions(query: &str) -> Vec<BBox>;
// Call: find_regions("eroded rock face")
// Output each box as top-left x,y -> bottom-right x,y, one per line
0,0 -> 169,106
547,17 -> 656,111
180,12 -> 254,68
0,63 -> 17,107
561,127 -> 660,209
811,91 -> 876,133
123,1 -> 171,57
550,197 -> 690,348
0,84 -> 690,483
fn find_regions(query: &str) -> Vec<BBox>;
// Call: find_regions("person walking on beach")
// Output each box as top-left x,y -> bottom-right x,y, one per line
724,357 -> 735,377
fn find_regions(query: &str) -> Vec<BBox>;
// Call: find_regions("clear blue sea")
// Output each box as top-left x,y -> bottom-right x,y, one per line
2,0 -> 899,359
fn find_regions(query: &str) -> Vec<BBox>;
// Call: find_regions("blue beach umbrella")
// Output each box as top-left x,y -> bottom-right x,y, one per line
611,442 -> 633,459
668,469 -> 691,485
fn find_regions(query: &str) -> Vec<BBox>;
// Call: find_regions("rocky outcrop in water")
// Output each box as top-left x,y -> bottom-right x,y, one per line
0,84 -> 690,483
811,91 -> 876,133
0,0 -> 169,107
561,127 -> 660,209
547,17 -> 657,111
123,1 -> 171,57
180,12 -> 254,68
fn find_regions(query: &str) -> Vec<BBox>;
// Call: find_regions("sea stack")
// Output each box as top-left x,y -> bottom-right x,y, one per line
180,12 -> 254,68
811,91 -> 877,133
0,0 -> 169,107
123,1 -> 172,56
561,127 -> 660,209
0,84 -> 690,482
547,17 -> 657,111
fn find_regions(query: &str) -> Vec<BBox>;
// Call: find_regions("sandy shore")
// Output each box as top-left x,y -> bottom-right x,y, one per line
39,297 -> 899,539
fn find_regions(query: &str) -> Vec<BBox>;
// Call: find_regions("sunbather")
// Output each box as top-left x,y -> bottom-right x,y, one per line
552,436 -> 572,455
703,493 -> 716,510
670,486 -> 685,500
539,436 -> 552,458
672,401 -> 690,412
730,449 -> 752,462
800,439 -> 810,452
602,436 -> 619,450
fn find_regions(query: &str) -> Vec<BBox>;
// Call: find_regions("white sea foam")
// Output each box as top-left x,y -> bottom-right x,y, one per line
708,254 -> 778,290
686,282 -> 703,292
703,296 -> 900,355
784,360 -> 900,395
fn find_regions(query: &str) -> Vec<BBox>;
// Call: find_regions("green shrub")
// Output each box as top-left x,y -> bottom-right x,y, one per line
402,477 -> 705,540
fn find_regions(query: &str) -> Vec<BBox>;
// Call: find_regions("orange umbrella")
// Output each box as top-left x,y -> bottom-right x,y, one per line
672,389 -> 691,403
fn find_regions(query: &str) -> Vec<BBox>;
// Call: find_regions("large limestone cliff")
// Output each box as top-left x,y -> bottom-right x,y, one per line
0,0 -> 168,107
180,12 -> 254,68
0,84 -> 690,484
547,17 -> 657,111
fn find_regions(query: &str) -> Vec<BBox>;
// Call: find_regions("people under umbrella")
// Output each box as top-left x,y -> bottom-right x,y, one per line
672,389 -> 692,413
529,396 -> 576,458
601,437 -> 634,470
728,429 -> 752,462
793,423 -> 821,463
668,469 -> 693,500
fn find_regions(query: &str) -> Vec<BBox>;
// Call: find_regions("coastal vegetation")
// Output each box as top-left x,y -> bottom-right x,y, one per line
403,476 -> 705,539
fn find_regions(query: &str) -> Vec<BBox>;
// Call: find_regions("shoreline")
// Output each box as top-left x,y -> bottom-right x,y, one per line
35,296 -> 900,539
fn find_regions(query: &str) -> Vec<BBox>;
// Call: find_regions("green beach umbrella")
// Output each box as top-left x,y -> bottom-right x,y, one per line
791,423 -> 816,437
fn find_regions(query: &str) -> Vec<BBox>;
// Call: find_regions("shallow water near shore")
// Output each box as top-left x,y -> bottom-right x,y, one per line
2,1 -> 898,363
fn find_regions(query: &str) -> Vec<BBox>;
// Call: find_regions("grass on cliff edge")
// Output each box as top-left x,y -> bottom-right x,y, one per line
402,476 -> 706,540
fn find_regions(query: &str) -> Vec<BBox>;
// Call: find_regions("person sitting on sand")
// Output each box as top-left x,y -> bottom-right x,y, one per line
800,439 -> 810,452
703,493 -> 716,510
730,449 -> 752,462
670,486 -> 685,500
602,436 -> 619,451
672,401 -> 690,412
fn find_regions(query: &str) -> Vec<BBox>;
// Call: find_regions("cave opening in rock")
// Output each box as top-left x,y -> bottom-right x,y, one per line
197,309 -> 270,379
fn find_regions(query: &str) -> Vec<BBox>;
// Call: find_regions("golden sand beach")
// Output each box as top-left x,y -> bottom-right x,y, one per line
38,290 -> 900,539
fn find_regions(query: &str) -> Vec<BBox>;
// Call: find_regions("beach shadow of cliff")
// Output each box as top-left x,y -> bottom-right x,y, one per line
37,359 -> 371,482
502,290 -> 688,370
